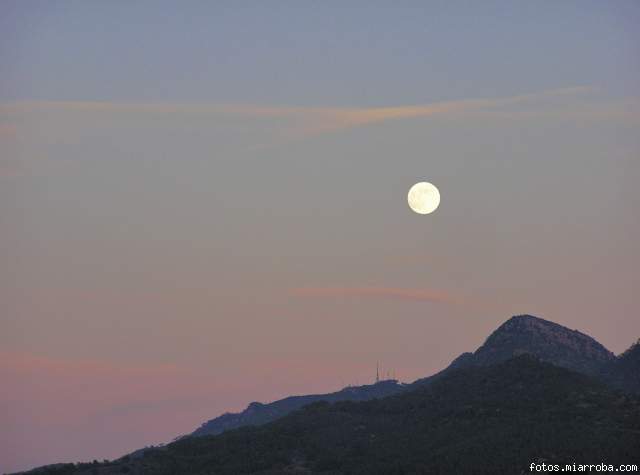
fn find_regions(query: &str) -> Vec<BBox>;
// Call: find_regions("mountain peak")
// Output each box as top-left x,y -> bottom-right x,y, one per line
473,314 -> 615,375
506,313 -> 548,323
502,313 -> 573,329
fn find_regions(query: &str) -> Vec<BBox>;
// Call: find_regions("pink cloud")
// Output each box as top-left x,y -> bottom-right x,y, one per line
0,349 -> 380,473
0,160 -> 22,177
0,122 -> 17,137
291,286 -> 459,304
0,351 -> 237,472
0,86 -> 597,144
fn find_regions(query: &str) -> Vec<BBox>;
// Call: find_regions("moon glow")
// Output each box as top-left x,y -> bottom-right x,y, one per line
408,182 -> 440,215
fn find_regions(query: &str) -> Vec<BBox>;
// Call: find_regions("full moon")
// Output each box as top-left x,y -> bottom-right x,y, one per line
407,182 -> 440,215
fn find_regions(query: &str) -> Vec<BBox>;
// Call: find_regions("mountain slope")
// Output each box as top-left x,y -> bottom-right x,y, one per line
471,314 -> 615,375
17,314 -> 639,474
192,380 -> 403,437
187,314 -> 636,443
194,314 -> 636,441
411,314 -> 619,389
42,356 -> 640,475
602,341 -> 640,394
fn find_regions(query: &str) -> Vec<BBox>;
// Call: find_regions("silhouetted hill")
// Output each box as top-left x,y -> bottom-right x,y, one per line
411,314 -> 619,388
15,314 -> 639,475
195,315 -> 635,441
192,380 -> 403,437
31,356 -> 640,475
602,340 -> 640,394
122,315 -> 640,466
471,314 -> 615,374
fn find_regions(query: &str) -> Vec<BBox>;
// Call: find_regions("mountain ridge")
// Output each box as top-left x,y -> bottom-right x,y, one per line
14,314 -> 640,474
28,355 -> 640,475
193,314 -> 636,440
191,379 -> 404,437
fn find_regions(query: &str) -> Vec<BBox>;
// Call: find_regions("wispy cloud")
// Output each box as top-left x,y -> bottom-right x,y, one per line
2,86 -> 629,173
0,122 -> 17,137
291,286 -> 460,305
0,350 -> 242,470
0,86 -> 598,143
282,86 -> 596,136
0,162 -> 21,177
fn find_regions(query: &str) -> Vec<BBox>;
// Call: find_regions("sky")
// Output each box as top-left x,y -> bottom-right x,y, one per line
1,1 -> 639,472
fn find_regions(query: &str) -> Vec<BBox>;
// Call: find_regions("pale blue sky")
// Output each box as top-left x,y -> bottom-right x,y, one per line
2,1 -> 639,103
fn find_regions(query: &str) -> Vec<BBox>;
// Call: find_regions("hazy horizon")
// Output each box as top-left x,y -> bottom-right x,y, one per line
2,2 -> 639,472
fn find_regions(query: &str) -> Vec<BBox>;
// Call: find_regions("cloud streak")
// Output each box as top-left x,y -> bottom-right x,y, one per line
0,86 -> 597,143
291,286 -> 460,305
2,85 -> 625,172
0,350 -> 248,472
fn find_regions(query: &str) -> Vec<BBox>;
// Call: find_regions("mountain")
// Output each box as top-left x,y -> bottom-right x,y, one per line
602,340 -> 640,394
194,315 -> 636,441
196,315 -> 623,439
180,315 -> 638,444
15,314 -> 639,474
191,380 -> 403,437
466,314 -> 616,374
411,314 -> 617,388
472,314 -> 616,373
33,356 -> 640,475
